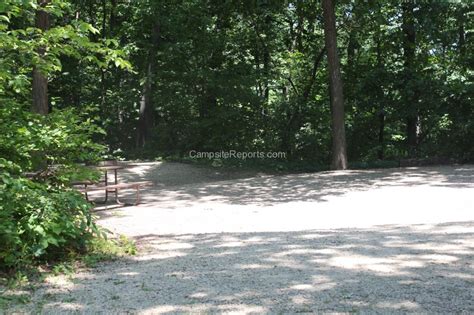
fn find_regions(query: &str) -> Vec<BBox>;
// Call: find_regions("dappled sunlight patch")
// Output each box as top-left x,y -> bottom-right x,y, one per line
282,244 -> 306,249
432,225 -> 474,234
397,260 -> 425,268
117,271 -> 139,276
419,254 -> 458,263
216,291 -> 262,301
140,305 -> 181,314
213,235 -> 262,248
188,292 -> 208,299
141,303 -> 267,314
43,274 -> 77,290
318,255 -> 405,274
133,251 -> 188,261
299,233 -> 334,239
291,295 -> 312,304
443,272 -> 474,280
214,236 -> 272,248
312,248 -> 341,255
216,304 -> 268,314
375,300 -> 421,310
235,263 -> 272,270
214,241 -> 246,248
242,236 -> 267,243
384,241 -> 472,255
122,163 -> 158,177
74,273 -> 102,281
210,250 -> 240,257
289,284 -> 315,291
310,275 -> 338,291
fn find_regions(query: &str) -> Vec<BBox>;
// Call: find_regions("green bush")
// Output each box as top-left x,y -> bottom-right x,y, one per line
0,170 -> 102,269
0,106 -> 107,271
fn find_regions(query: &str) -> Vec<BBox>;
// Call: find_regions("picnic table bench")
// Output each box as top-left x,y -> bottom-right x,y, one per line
78,181 -> 153,206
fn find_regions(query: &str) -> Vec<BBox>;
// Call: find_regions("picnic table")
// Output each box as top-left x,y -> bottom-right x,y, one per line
74,162 -> 153,206
23,161 -> 153,206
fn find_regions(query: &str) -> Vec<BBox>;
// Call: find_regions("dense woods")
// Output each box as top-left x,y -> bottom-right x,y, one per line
0,0 -> 472,269
46,0 -> 471,165
5,0 -> 474,164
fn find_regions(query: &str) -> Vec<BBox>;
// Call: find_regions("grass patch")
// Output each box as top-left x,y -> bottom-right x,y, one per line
0,294 -> 31,309
0,234 -> 137,290
81,235 -> 137,268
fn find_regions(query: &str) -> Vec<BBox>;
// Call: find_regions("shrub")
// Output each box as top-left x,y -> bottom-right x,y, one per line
0,106 -> 107,271
0,170 -> 103,269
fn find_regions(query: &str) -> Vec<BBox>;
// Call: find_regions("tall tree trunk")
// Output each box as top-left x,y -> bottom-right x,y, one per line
458,8 -> 465,58
402,1 -> 419,157
376,31 -> 385,160
110,0 -> 117,34
100,0 -> 107,111
136,23 -> 160,148
322,0 -> 348,170
262,14 -> 271,104
137,64 -> 153,147
31,0 -> 50,115
295,1 -> 304,52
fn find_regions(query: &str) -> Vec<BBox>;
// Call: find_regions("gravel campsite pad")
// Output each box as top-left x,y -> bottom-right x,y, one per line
3,163 -> 474,314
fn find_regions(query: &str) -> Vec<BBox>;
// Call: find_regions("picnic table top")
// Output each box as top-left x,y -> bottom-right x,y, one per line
94,165 -> 125,171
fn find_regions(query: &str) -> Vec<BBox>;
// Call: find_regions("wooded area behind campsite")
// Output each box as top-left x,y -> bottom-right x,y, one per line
5,0 -> 472,166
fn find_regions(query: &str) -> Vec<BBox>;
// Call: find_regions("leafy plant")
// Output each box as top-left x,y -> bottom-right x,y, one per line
0,0 -> 130,272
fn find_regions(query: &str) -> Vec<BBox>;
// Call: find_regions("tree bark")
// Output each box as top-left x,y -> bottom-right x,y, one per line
402,1 -> 420,157
136,22 -> 160,147
375,26 -> 385,160
262,14 -> 271,104
458,8 -> 465,58
322,0 -> 348,170
100,0 -> 107,111
31,0 -> 50,115
136,64 -> 153,147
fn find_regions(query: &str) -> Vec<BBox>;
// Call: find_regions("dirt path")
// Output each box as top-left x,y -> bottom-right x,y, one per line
4,163 -> 474,314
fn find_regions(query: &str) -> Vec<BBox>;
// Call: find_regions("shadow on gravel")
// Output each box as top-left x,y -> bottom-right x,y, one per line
99,164 -> 474,211
26,221 -> 473,313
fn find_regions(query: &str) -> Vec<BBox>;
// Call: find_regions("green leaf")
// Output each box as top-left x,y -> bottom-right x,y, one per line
0,15 -> 10,23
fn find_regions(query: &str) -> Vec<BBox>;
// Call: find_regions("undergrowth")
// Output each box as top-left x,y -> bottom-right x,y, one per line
0,234 -> 137,308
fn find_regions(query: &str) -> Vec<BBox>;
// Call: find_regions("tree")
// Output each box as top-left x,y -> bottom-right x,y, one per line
402,0 -> 419,157
136,21 -> 160,148
32,0 -> 50,115
322,0 -> 347,169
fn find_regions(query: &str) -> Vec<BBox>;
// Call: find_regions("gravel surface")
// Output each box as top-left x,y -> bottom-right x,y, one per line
3,163 -> 474,314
